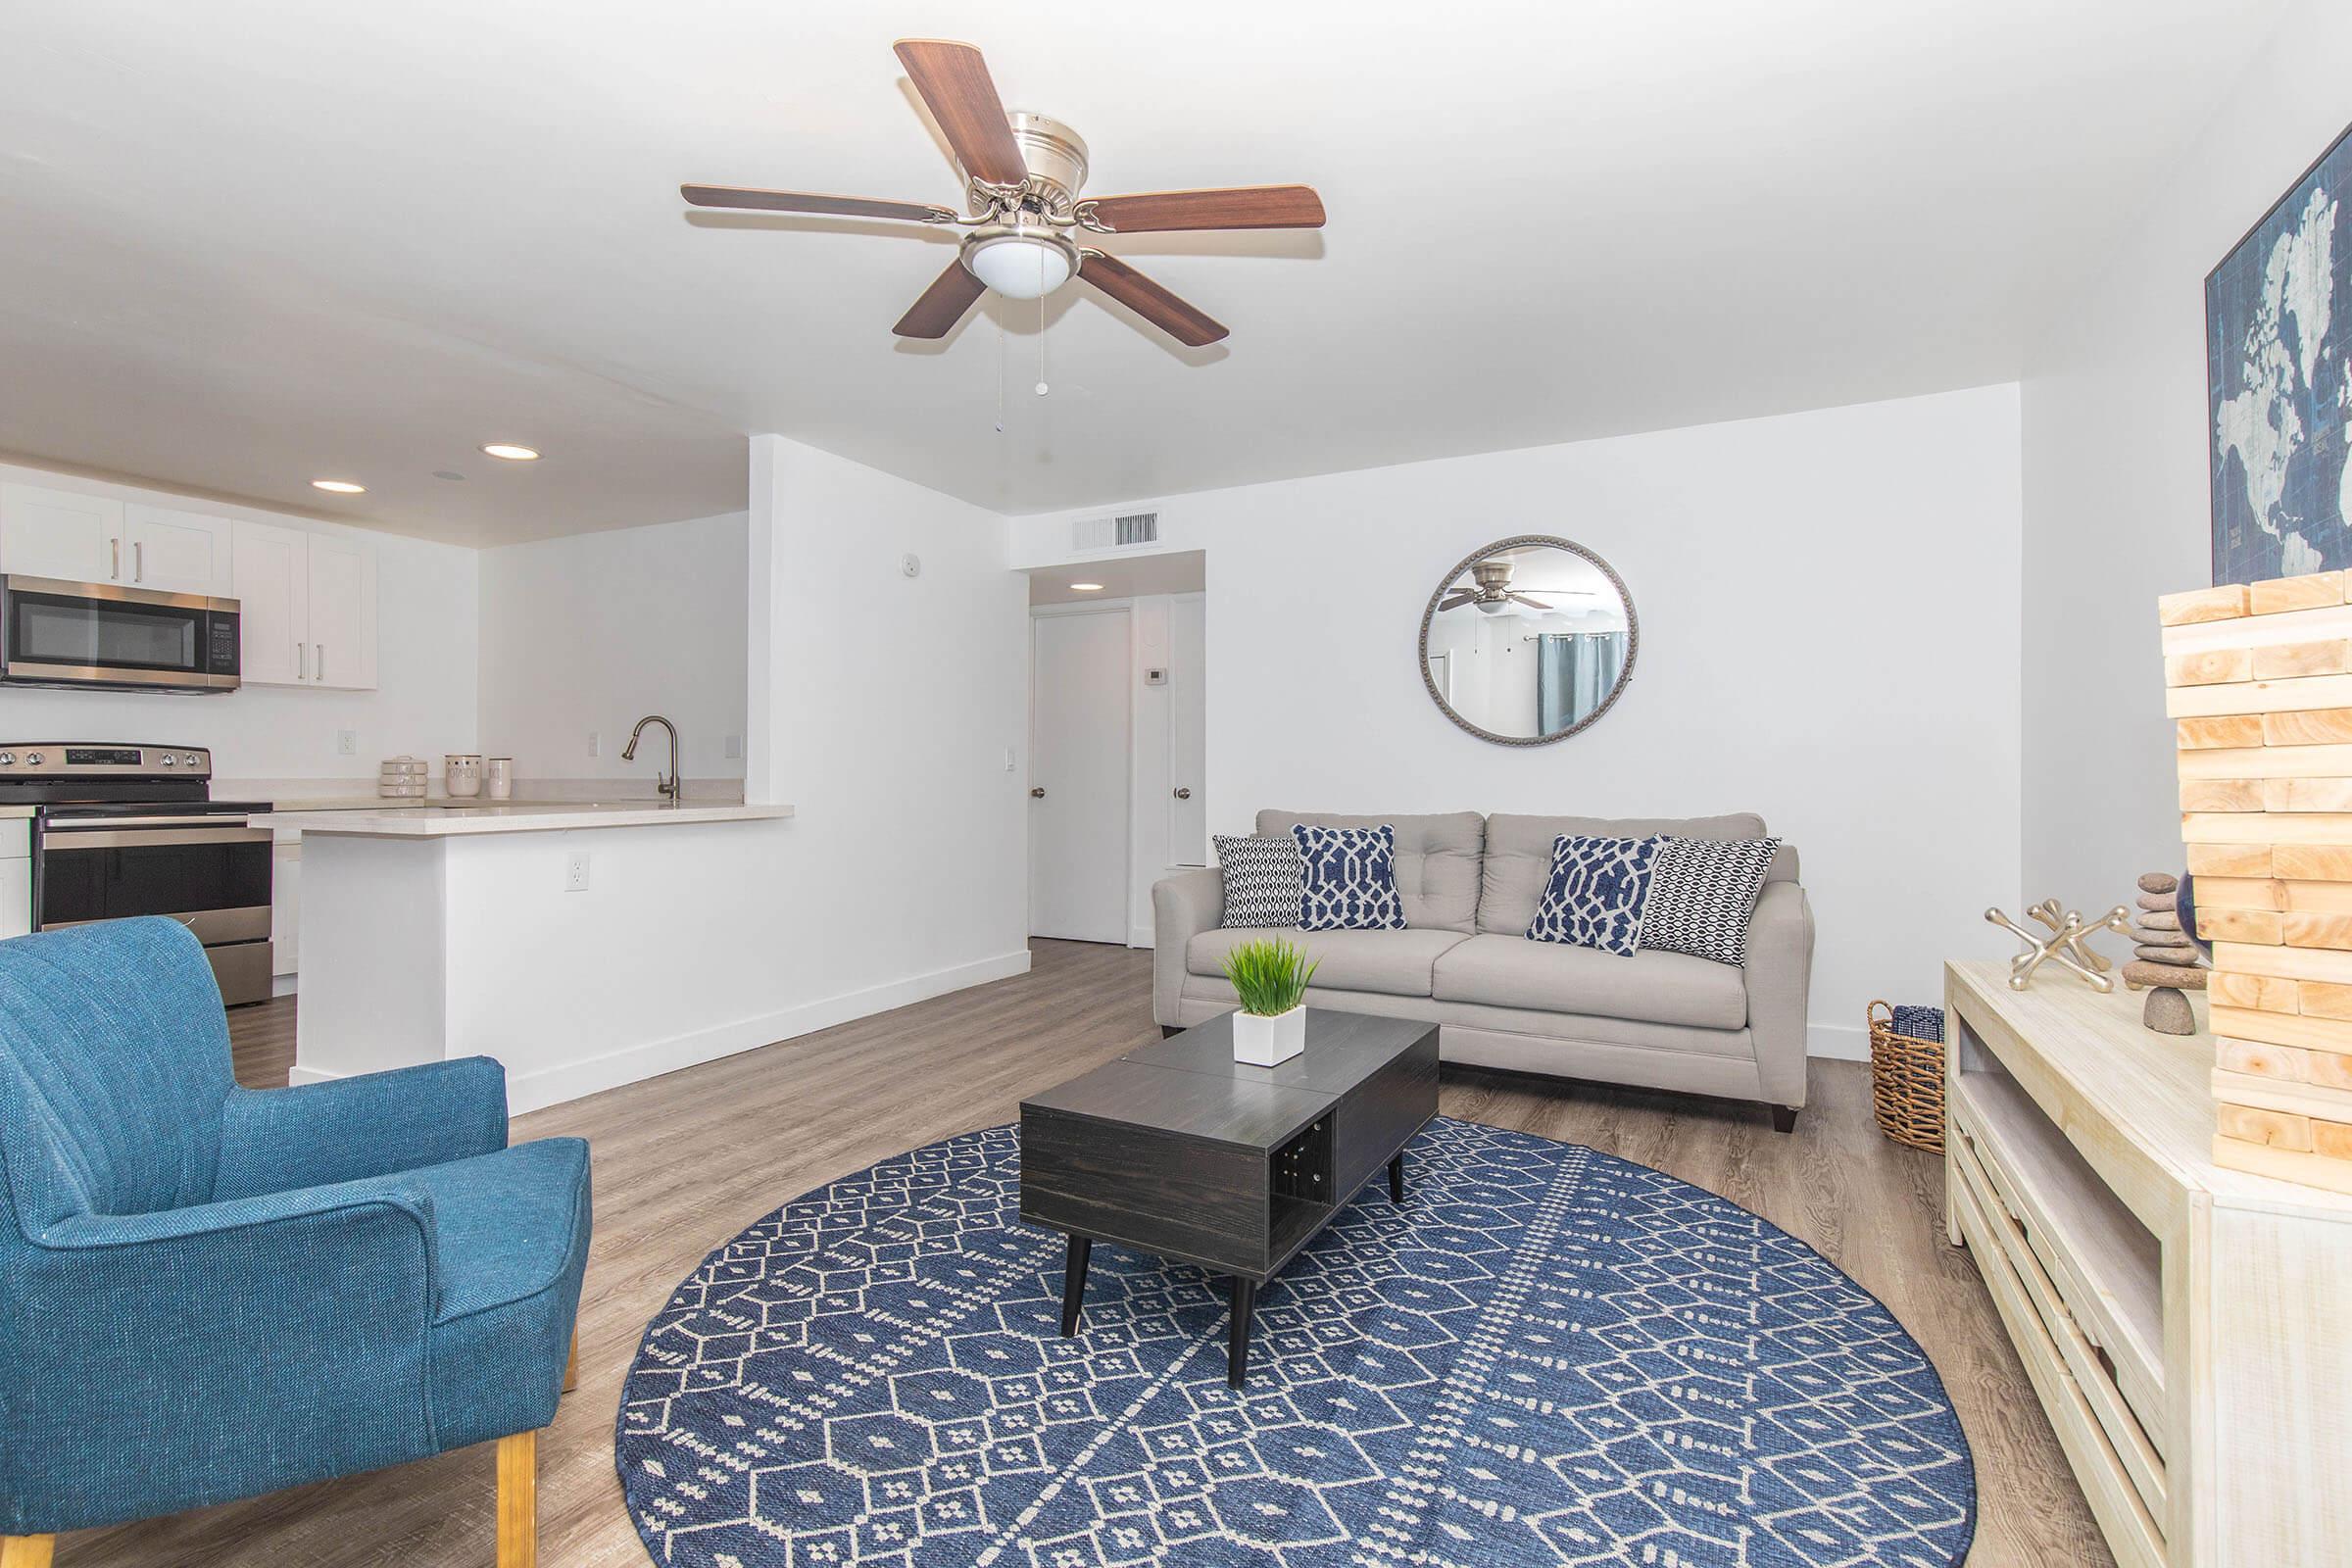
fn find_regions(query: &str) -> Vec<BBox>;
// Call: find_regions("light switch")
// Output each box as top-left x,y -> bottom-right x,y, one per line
587,731 -> 601,759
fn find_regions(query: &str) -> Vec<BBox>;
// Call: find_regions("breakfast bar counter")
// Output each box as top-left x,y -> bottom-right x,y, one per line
273,798 -> 798,1112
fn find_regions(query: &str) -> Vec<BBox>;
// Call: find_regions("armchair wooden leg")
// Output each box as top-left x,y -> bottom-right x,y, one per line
563,1328 -> 579,1394
496,1430 -> 537,1568
1,1537 -> 56,1568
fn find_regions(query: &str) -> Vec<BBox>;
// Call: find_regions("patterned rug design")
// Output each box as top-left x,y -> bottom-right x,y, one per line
617,1117 -> 1975,1567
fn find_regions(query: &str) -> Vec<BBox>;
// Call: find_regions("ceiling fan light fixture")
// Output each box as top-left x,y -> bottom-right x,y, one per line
963,230 -> 1076,301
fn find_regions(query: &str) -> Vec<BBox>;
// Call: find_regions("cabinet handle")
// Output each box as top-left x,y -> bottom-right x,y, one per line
111,538 -> 121,580
316,643 -> 324,682
133,541 -> 143,582
298,642 -> 307,681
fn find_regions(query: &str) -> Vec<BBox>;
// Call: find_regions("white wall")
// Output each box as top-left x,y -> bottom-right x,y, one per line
2019,0 -> 2352,902
1013,386 -> 2026,1056
727,434 -> 1032,1019
0,461 -> 478,780
476,511 -> 747,787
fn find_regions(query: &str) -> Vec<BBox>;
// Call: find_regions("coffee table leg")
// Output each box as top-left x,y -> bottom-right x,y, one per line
1389,1152 -> 1404,1205
1227,1278 -> 1256,1389
1060,1236 -> 1092,1337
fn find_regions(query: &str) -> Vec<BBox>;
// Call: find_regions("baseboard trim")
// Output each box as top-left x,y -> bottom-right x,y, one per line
289,949 -> 1036,1114
1808,1021 -> 1870,1062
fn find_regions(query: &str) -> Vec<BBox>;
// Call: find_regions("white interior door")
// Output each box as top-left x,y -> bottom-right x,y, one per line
1169,594 -> 1207,865
1031,608 -> 1131,943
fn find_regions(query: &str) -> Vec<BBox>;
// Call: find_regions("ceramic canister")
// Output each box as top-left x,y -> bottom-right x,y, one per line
445,754 -> 484,798
486,757 -> 514,801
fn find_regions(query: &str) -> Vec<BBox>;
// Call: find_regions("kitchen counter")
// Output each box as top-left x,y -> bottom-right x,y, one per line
0,806 -> 32,818
252,801 -> 793,835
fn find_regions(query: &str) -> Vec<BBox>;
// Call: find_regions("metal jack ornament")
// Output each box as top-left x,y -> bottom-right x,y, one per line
1984,900 -> 2133,993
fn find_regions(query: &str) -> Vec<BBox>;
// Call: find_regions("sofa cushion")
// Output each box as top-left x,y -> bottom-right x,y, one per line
1479,812 -> 1768,935
1433,933 -> 1748,1029
1188,926 -> 1471,998
1257,810 -> 1486,932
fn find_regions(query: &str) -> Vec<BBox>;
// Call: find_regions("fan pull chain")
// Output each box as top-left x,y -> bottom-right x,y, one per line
1035,249 -> 1049,396
994,304 -> 1005,434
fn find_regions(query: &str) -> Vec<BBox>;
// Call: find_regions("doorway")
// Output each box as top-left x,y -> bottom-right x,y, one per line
1026,551 -> 1208,946
1029,606 -> 1132,943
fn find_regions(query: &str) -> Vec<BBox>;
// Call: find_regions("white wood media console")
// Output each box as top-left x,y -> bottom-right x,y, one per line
1943,959 -> 2352,1567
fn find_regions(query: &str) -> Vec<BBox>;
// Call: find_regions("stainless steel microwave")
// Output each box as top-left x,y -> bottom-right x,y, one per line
0,575 -> 241,693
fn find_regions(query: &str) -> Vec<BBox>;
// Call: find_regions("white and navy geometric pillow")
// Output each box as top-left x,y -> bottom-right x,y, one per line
1291,824 -> 1406,931
1213,834 -> 1304,929
1641,837 -> 1785,965
1527,833 -> 1669,956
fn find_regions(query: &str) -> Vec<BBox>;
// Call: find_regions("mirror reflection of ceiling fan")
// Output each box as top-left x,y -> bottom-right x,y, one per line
1440,560 -> 1556,615
679,38 -> 1327,347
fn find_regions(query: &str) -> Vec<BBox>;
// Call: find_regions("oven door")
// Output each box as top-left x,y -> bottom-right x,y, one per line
1,575 -> 240,692
37,815 -> 274,1004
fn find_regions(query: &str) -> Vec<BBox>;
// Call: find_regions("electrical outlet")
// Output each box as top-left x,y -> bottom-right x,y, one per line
724,734 -> 742,760
587,731 -> 602,759
336,729 -> 358,756
564,850 -> 590,892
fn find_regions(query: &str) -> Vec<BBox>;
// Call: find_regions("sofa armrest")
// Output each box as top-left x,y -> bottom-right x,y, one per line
1152,868 -> 1224,1026
1745,879 -> 1815,1109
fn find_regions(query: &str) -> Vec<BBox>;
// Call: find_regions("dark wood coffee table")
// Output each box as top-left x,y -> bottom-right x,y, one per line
1019,1007 -> 1439,1386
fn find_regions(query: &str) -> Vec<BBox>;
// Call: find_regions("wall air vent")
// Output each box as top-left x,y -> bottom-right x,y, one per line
1070,511 -> 1160,552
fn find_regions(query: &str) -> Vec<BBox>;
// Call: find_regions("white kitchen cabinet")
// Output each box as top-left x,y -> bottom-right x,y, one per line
122,503 -> 234,597
231,516 -> 308,685
230,517 -> 375,689
0,483 -> 124,583
304,529 -> 377,689
0,818 -> 28,941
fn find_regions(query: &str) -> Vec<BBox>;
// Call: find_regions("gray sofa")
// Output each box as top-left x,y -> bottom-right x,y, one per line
1152,809 -> 1815,1129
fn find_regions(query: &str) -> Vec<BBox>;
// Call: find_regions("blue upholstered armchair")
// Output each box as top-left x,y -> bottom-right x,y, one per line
0,918 -> 591,1565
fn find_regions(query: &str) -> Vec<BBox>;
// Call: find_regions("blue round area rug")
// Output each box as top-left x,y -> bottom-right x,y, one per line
617,1117 -> 1975,1567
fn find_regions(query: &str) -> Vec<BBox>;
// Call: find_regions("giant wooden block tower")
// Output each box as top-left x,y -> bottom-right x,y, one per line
2164,568 -> 2352,1195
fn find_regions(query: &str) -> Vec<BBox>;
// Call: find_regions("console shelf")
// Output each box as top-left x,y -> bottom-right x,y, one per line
1945,959 -> 2352,1568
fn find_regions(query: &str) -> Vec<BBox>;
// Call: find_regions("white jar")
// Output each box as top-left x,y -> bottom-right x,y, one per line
445,754 -> 483,799
485,757 -> 514,801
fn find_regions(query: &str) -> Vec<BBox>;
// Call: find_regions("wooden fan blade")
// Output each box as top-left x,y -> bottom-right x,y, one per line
1079,185 -> 1326,233
681,184 -> 957,223
1078,251 -> 1228,347
894,39 -> 1029,189
893,258 -> 986,338
1438,593 -> 1475,612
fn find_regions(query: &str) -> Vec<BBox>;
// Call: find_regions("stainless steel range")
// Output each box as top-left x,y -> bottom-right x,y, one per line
0,744 -> 273,1004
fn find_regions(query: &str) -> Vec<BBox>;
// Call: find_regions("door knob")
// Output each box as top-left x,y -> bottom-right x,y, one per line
1029,787 -> 1047,799
1173,787 -> 1193,800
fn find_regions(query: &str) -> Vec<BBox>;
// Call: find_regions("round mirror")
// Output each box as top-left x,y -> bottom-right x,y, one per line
1418,535 -> 1638,745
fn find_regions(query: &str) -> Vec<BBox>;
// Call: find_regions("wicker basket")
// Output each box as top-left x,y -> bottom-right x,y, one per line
1867,1001 -> 1946,1153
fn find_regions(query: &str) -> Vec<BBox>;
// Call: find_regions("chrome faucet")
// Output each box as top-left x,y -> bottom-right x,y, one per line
621,714 -> 681,802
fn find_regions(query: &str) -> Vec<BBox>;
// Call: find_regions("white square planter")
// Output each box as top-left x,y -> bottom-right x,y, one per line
1232,1004 -> 1306,1066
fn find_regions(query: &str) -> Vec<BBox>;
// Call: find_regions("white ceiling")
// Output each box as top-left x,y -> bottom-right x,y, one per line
1027,549 -> 1205,604
0,0 -> 2290,546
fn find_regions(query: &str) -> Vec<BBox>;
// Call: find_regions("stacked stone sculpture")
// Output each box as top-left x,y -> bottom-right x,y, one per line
2122,870 -> 2202,1033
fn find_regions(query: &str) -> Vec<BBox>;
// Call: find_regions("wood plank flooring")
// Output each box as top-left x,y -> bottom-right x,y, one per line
64,939 -> 2102,1567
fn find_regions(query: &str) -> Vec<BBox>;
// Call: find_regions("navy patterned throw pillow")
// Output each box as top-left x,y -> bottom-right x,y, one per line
1213,833 -> 1304,928
1291,824 -> 1406,931
1527,833 -> 1669,956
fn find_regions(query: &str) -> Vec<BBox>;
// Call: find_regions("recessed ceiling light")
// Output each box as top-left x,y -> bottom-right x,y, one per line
1070,582 -> 1104,592
311,479 -> 366,494
480,443 -> 541,462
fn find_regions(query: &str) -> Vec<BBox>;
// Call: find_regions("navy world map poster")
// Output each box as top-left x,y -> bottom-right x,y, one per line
2209,122 -> 2352,585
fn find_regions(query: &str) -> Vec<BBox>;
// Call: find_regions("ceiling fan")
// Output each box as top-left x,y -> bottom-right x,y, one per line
681,38 -> 1325,348
1440,559 -> 1555,615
